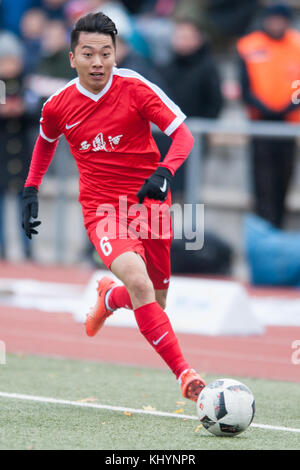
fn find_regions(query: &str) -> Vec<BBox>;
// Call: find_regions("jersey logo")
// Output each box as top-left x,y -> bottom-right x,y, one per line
160,178 -> 167,193
79,133 -> 123,152
65,121 -> 81,130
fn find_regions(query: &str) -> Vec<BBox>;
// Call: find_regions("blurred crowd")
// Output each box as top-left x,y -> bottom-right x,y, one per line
0,0 -> 300,268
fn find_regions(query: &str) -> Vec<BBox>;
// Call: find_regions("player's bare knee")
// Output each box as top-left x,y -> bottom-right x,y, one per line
125,272 -> 154,301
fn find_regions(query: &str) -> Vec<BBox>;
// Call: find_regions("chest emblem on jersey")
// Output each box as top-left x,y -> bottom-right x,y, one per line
92,133 -> 107,152
79,133 -> 123,152
79,141 -> 91,151
108,134 -> 123,150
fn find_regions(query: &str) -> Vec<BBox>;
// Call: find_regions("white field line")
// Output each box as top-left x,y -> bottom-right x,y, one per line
0,391 -> 299,434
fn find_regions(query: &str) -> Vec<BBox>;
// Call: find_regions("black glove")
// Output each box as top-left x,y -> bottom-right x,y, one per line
137,167 -> 172,204
21,186 -> 41,239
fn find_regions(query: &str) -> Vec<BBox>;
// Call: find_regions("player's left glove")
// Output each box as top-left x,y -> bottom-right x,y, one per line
137,167 -> 172,204
21,186 -> 41,239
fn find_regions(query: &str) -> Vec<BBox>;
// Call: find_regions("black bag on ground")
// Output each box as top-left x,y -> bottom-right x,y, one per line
171,231 -> 233,275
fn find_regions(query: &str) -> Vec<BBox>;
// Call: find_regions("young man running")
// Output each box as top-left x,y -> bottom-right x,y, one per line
22,12 -> 206,401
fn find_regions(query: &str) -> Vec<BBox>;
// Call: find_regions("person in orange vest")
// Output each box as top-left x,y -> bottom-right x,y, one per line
237,4 -> 300,228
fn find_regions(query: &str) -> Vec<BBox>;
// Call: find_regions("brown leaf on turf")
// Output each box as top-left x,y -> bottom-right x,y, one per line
194,424 -> 203,432
76,396 -> 98,403
142,405 -> 156,411
174,408 -> 184,414
124,411 -> 132,416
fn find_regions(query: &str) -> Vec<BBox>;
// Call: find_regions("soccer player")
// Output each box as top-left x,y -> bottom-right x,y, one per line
21,12 -> 206,401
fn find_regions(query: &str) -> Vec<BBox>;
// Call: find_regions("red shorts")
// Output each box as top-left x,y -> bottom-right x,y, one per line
87,198 -> 172,290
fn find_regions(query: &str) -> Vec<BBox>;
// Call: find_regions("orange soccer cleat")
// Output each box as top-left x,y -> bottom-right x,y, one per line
180,369 -> 206,402
85,276 -> 116,337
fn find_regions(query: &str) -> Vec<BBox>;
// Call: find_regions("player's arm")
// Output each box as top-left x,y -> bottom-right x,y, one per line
134,77 -> 192,203
22,102 -> 60,239
137,122 -> 194,203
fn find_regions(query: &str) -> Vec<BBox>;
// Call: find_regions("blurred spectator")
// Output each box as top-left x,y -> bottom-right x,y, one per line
161,19 -> 223,118
27,19 -> 76,103
95,0 -> 151,58
121,0 -> 153,15
237,3 -> 300,228
20,8 -> 47,75
159,19 -> 223,199
0,0 -> 42,36
203,0 -> 259,37
64,0 -> 92,30
174,0 -> 259,46
0,33 -> 33,259
134,2 -> 174,65
115,32 -> 165,88
38,19 -> 75,79
154,0 -> 176,17
42,0 -> 68,20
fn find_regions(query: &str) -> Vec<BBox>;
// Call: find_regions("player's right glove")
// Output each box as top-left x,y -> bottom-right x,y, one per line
21,186 -> 41,239
137,167 -> 173,204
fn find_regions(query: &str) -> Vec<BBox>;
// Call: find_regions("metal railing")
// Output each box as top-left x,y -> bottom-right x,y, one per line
184,118 -> 300,205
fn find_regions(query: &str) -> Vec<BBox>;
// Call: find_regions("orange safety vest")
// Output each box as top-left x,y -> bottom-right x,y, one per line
237,29 -> 300,122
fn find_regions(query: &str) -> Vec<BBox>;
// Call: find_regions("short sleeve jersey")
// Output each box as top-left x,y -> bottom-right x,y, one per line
40,68 -> 186,224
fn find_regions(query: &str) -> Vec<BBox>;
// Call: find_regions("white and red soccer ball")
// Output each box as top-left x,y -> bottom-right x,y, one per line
196,378 -> 255,437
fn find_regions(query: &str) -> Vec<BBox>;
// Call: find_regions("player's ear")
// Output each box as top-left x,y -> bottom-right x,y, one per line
69,51 -> 76,69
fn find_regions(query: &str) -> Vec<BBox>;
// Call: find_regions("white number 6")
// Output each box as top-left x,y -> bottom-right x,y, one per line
100,236 -> 112,256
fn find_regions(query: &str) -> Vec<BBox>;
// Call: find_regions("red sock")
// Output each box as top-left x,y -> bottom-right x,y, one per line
134,302 -> 190,379
106,285 -> 133,310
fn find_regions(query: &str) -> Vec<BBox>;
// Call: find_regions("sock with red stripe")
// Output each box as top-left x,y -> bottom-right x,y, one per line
134,301 -> 190,379
106,285 -> 133,311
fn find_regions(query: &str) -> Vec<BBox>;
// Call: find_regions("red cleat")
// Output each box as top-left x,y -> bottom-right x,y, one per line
180,369 -> 206,402
85,276 -> 116,337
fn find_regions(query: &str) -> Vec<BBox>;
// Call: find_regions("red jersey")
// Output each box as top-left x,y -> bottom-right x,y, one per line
39,67 -> 186,229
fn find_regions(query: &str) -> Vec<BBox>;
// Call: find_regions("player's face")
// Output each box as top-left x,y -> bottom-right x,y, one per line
70,32 -> 116,94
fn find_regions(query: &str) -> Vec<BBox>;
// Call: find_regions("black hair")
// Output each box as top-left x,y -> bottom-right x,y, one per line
70,12 -> 118,52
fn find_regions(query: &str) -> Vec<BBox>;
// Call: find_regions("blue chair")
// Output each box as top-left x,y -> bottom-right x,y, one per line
243,213 -> 300,286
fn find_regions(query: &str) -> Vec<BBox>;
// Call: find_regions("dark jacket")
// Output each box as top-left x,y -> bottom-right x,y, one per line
0,74 -> 31,193
160,44 -> 223,118
118,49 -> 168,91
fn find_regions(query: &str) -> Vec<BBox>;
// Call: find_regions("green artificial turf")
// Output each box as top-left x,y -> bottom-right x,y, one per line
0,354 -> 299,450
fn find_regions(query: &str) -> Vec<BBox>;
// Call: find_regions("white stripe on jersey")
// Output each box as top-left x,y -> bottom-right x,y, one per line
40,78 -> 77,142
164,116 -> 186,137
113,67 -> 186,136
39,125 -> 57,143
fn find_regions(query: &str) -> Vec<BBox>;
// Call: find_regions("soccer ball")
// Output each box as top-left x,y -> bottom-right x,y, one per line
196,378 -> 255,437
